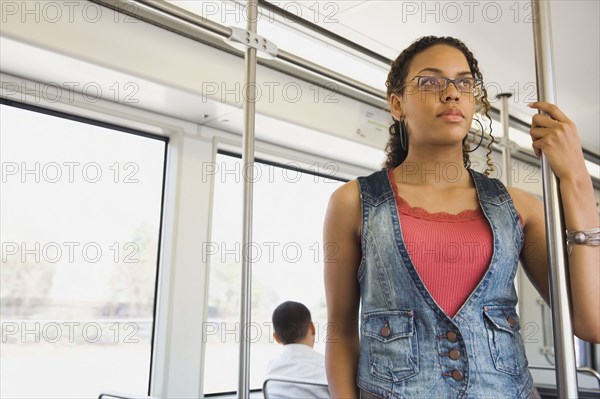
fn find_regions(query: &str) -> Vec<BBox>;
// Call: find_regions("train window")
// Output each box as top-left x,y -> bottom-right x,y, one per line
203,151 -> 345,394
0,103 -> 167,398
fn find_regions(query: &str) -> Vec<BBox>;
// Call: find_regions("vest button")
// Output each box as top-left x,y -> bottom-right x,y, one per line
451,370 -> 464,381
381,325 -> 391,337
507,317 -> 516,328
446,331 -> 458,342
449,349 -> 461,360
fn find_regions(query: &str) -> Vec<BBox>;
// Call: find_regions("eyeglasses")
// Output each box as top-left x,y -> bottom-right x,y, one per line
403,75 -> 483,94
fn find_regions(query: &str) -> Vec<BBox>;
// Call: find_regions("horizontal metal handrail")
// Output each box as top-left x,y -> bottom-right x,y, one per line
90,0 -> 387,109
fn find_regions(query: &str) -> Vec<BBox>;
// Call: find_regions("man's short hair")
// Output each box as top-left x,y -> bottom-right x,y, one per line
272,301 -> 312,345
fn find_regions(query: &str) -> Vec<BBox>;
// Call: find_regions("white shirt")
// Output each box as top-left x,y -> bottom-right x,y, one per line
265,344 -> 330,399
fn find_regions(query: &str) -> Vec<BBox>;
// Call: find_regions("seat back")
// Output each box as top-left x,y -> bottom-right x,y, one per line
263,376 -> 329,399
98,391 -> 159,399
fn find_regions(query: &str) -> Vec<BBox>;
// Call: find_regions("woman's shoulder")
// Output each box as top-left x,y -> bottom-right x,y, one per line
506,186 -> 542,205
329,169 -> 386,203
325,179 -> 362,238
329,179 -> 360,208
507,186 -> 543,226
327,169 -> 389,220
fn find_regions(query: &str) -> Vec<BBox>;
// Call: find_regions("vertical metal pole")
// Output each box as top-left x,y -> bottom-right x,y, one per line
496,93 -> 513,187
238,0 -> 258,398
531,1 -> 579,397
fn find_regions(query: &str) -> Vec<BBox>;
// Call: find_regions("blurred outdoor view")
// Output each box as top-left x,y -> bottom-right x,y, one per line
0,104 -> 166,398
203,153 -> 344,393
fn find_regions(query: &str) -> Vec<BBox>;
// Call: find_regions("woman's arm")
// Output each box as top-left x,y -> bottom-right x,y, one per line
513,101 -> 600,343
324,180 -> 362,398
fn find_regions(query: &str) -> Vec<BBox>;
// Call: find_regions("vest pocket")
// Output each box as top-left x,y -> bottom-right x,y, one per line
362,310 -> 419,382
483,306 -> 529,376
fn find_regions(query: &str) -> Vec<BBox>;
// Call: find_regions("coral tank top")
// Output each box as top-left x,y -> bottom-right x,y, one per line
389,171 -> 494,317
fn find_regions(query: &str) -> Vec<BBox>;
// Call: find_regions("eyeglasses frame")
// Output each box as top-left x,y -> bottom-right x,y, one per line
400,75 -> 483,95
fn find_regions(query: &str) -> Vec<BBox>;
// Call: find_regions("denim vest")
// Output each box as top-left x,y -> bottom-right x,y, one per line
356,169 -> 533,399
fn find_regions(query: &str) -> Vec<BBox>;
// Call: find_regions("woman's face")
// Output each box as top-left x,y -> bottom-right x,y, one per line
390,44 -> 478,149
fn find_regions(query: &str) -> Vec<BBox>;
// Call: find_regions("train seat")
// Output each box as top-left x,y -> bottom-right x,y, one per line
262,376 -> 329,399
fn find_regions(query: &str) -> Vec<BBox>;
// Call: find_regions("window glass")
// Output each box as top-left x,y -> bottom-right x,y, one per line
0,103 -> 166,398
203,152 -> 345,393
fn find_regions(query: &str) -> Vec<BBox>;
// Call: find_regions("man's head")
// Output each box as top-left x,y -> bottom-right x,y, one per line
272,301 -> 315,347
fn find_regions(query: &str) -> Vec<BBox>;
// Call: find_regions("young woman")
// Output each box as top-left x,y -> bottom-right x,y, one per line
323,36 -> 599,399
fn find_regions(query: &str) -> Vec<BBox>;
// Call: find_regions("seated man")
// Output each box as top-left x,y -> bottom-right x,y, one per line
264,301 -> 330,399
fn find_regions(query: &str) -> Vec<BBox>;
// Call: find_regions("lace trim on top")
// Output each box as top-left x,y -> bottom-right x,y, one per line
387,169 -> 484,223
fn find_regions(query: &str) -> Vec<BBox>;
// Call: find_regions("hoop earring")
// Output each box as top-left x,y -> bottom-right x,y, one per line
399,120 -> 408,151
464,118 -> 485,153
